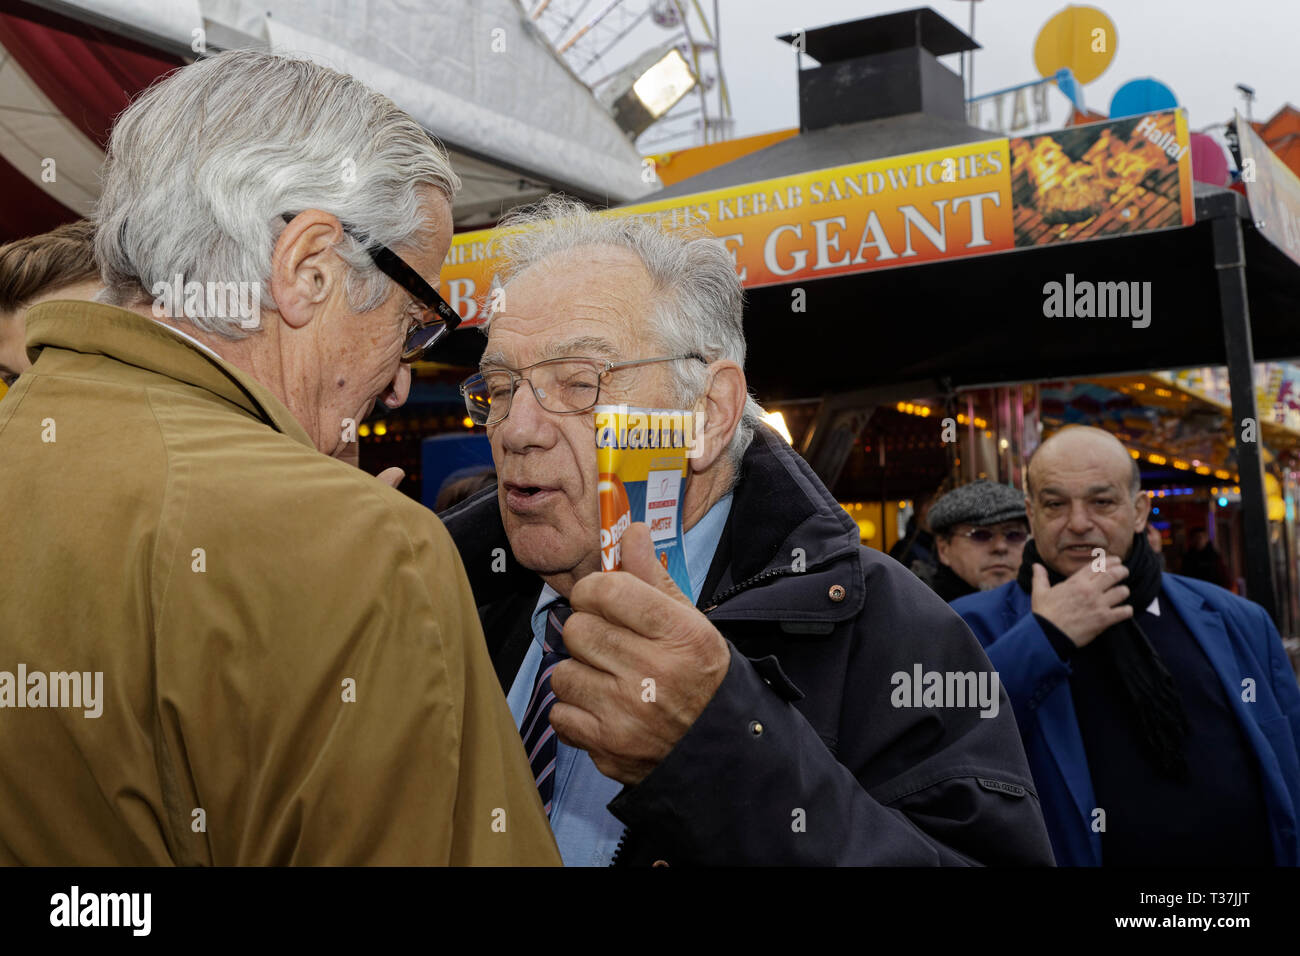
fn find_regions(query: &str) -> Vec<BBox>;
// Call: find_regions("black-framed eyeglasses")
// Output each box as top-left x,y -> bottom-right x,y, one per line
280,212 -> 460,361
459,353 -> 707,426
958,527 -> 1029,545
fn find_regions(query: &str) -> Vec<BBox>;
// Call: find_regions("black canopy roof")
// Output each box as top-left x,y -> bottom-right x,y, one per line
777,7 -> 981,62
738,186 -> 1300,404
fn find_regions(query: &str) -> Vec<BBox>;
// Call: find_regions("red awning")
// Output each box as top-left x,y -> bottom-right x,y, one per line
0,0 -> 183,242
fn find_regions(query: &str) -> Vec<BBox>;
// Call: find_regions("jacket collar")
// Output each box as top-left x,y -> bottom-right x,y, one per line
25,300 -> 315,449
441,423 -> 865,623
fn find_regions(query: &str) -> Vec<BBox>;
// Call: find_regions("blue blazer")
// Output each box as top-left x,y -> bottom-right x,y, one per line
952,575 -> 1300,866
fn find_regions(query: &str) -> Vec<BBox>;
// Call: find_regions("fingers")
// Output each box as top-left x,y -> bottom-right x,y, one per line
1103,584 -> 1131,608
1104,553 -> 1129,579
549,657 -> 618,715
561,611 -> 642,672
1100,564 -> 1130,594
376,466 -> 405,488
1068,554 -> 1128,591
1032,563 -> 1049,595
570,567 -> 702,643
548,700 -> 602,752
616,523 -> 692,607
1101,604 -> 1135,628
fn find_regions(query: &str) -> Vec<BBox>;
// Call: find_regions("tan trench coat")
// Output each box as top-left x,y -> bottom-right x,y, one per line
0,301 -> 559,866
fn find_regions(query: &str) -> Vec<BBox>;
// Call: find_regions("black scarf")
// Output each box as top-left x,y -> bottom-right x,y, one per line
1016,532 -> 1189,779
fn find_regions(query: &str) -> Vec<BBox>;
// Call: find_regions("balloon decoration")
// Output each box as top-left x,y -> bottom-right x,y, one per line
1189,132 -> 1231,187
1109,77 -> 1178,118
1033,5 -> 1119,85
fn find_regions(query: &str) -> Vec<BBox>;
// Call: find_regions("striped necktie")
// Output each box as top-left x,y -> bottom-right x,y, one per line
520,600 -> 571,816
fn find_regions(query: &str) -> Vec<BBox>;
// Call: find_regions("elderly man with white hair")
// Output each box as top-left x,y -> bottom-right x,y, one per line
442,197 -> 1055,866
0,50 -> 559,866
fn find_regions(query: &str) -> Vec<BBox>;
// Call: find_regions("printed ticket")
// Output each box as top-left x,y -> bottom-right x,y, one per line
594,404 -> 695,597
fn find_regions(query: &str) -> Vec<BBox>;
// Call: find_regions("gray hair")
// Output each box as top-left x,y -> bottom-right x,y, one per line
490,194 -> 765,476
94,49 -> 459,337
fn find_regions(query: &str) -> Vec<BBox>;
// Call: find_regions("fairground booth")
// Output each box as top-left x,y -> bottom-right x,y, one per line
428,7 -> 1300,644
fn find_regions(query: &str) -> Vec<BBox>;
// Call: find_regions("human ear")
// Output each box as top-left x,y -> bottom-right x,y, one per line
1133,490 -> 1151,530
269,210 -> 347,331
688,360 -> 746,474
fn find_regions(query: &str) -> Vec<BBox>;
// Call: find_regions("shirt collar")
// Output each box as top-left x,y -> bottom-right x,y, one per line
153,318 -> 224,361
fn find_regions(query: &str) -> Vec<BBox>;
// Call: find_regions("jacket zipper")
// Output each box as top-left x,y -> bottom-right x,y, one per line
701,565 -> 797,613
609,826 -> 628,867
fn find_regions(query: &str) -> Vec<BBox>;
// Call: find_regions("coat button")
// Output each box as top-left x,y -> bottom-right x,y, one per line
828,584 -> 846,602
652,859 -> 670,867
749,720 -> 764,736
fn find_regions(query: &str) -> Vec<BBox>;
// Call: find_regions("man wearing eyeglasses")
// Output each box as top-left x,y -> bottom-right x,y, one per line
927,481 -> 1031,602
0,51 -> 558,866
441,195 -> 1055,867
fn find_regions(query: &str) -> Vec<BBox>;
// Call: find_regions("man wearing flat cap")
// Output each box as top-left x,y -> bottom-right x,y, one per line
927,480 -> 1030,602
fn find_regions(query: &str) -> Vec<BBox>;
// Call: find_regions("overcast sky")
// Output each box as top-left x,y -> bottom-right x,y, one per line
656,0 -> 1298,144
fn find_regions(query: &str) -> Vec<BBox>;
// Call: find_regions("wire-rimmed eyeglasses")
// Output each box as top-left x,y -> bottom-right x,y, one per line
459,353 -> 707,426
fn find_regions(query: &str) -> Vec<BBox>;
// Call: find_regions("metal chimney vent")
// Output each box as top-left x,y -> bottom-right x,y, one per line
778,7 -> 980,132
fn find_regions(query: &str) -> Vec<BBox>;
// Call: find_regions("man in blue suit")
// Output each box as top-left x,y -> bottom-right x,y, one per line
953,426 -> 1300,866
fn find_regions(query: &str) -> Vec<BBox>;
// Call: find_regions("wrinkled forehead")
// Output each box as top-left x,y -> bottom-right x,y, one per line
483,246 -> 656,367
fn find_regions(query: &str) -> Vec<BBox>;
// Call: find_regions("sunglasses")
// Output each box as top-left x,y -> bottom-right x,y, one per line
280,212 -> 460,361
957,527 -> 1029,544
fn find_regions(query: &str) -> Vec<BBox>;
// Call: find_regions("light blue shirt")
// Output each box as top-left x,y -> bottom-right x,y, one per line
505,493 -> 734,867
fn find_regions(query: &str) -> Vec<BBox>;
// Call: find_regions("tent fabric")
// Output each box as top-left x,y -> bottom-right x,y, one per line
0,3 -> 184,149
0,153 -> 79,240
0,0 -> 186,241
42,0 -> 651,203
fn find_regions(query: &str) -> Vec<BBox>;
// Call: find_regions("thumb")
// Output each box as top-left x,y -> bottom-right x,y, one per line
618,522 -> 692,606
376,466 -> 405,489
1031,562 -> 1049,595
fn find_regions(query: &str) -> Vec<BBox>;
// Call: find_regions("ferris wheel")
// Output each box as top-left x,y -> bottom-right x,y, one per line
521,0 -> 733,151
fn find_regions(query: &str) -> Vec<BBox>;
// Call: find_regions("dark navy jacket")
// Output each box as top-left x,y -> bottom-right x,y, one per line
442,425 -> 1055,866
952,576 -> 1300,866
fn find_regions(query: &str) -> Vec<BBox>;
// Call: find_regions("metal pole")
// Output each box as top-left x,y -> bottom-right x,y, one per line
880,435 -> 887,552
965,394 -> 977,482
559,0 -> 623,54
968,1 -> 976,101
1213,207 -> 1279,622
